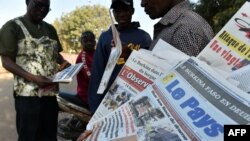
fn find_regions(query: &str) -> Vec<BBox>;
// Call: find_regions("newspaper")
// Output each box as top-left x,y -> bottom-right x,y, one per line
197,2 -> 250,79
97,10 -> 122,94
52,63 -> 83,82
152,39 -> 189,63
86,86 -> 182,141
230,64 -> 250,92
37,63 -> 83,97
90,39 -> 190,123
85,58 -> 250,141
89,49 -> 173,123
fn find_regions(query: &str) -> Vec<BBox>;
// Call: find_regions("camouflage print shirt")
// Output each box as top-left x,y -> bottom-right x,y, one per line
0,16 -> 62,97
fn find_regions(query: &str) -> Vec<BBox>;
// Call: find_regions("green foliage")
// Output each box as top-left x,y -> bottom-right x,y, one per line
53,5 -> 111,53
192,0 -> 246,34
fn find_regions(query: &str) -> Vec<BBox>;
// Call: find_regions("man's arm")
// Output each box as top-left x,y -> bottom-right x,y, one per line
50,24 -> 71,70
1,55 -> 53,88
57,53 -> 71,71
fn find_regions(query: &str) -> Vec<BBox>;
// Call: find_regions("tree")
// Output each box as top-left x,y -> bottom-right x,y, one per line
192,0 -> 246,33
53,5 -> 111,53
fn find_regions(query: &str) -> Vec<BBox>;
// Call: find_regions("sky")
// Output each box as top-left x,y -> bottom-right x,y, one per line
0,0 -> 158,37
0,0 -> 198,66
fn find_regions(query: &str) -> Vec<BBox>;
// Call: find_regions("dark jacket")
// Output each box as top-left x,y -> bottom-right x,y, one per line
88,22 -> 152,113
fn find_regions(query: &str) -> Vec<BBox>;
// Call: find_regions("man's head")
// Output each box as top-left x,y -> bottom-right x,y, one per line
26,0 -> 51,24
111,0 -> 134,29
110,0 -> 133,9
141,0 -> 181,19
81,31 -> 96,51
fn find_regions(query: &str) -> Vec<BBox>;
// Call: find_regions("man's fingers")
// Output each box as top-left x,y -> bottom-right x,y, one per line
77,130 -> 92,141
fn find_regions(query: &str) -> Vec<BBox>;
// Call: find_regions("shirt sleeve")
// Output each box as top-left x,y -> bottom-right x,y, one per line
48,24 -> 63,53
75,52 -> 82,64
0,20 -> 19,59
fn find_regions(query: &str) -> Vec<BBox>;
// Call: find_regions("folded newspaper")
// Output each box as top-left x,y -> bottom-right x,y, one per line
52,63 -> 83,83
97,10 -> 122,94
197,1 -> 250,92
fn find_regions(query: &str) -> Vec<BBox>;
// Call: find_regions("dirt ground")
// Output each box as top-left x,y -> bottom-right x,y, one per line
0,72 -> 16,141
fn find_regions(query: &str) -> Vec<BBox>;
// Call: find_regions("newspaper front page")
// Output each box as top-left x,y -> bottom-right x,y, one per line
85,58 -> 250,141
152,58 -> 250,141
197,2 -> 250,77
89,49 -> 173,123
90,39 -> 190,123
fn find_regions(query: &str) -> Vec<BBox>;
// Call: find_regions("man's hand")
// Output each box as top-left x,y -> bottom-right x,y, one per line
30,75 -> 55,88
77,130 -> 92,141
111,40 -> 132,64
120,43 -> 132,60
59,61 -> 71,71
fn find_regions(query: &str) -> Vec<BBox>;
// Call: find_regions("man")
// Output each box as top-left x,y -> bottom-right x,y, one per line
76,31 -> 96,106
59,31 -> 96,109
0,0 -> 70,140
141,0 -> 214,56
58,31 -> 95,140
87,0 -> 152,113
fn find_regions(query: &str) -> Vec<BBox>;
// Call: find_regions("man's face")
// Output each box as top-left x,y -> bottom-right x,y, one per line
112,3 -> 134,28
27,0 -> 50,24
141,0 -> 171,19
81,35 -> 96,51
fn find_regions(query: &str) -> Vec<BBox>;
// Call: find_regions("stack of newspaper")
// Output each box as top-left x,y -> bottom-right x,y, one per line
87,57 -> 249,141
86,1 -> 250,141
89,48 -> 183,123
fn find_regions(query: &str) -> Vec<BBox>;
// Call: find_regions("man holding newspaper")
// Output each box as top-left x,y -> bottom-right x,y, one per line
87,0 -> 152,114
0,0 -> 71,140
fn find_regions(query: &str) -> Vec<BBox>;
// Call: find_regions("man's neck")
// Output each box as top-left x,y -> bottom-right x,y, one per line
24,14 -> 41,25
117,23 -> 132,31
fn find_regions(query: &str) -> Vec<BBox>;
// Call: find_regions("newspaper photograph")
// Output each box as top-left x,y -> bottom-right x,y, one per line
197,2 -> 250,75
85,57 -> 250,141
230,64 -> 250,92
86,85 -> 183,141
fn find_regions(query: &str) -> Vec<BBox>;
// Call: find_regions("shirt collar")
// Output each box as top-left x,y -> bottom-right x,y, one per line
157,1 -> 191,26
114,21 -> 140,31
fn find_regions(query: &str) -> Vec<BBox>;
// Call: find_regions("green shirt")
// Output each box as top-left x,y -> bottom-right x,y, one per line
0,16 -> 63,97
0,16 -> 62,59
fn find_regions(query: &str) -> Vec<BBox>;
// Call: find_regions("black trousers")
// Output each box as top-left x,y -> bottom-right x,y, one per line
15,96 -> 58,141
